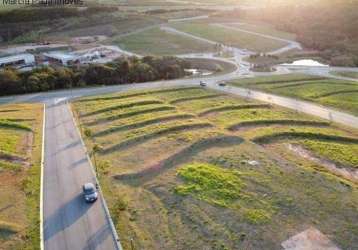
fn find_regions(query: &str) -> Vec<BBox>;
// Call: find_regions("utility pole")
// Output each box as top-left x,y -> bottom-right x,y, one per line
92,144 -> 103,181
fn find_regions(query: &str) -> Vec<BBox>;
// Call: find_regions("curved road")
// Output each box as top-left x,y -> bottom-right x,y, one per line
0,61 -> 357,250
1,19 -> 358,250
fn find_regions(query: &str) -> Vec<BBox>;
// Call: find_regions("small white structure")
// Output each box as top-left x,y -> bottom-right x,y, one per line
0,53 -> 35,68
43,52 -> 78,66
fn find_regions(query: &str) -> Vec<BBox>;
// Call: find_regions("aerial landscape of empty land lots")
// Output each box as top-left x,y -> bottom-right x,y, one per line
0,0 -> 358,249
0,104 -> 43,249
73,86 -> 358,250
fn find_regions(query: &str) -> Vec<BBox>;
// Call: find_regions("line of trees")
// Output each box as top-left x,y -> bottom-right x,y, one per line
0,56 -> 190,96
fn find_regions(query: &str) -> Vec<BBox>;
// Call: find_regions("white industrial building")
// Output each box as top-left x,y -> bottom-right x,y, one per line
43,52 -> 78,66
0,53 -> 35,68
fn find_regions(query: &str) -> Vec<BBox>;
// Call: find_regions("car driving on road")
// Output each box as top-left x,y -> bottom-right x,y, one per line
83,183 -> 98,203
200,81 -> 207,87
218,81 -> 226,87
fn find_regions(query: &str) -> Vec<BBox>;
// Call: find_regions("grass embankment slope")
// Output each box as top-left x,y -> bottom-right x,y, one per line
112,27 -> 216,56
73,86 -> 358,250
331,71 -> 358,80
230,73 -> 358,116
0,104 -> 43,250
169,21 -> 289,52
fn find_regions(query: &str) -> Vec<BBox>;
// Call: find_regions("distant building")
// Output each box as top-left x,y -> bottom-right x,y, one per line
43,52 -> 78,66
0,53 -> 35,68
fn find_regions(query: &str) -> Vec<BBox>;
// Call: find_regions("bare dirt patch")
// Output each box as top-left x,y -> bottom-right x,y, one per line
287,143 -> 358,183
282,227 -> 341,250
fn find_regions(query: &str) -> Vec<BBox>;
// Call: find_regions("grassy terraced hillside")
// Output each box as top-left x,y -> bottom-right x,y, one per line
230,74 -> 358,115
0,104 -> 43,249
72,86 -> 358,250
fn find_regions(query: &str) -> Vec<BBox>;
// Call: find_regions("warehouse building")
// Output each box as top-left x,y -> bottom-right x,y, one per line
43,52 -> 78,66
0,53 -> 35,68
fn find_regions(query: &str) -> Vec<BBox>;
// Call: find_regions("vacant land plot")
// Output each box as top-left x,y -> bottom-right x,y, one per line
169,21 -> 289,52
73,86 -> 358,250
112,27 -> 216,56
230,74 -> 358,115
224,22 -> 296,40
331,71 -> 358,79
0,104 -> 43,249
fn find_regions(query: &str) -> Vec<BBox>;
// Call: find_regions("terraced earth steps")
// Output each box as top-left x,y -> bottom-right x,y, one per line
81,100 -> 164,117
252,132 -> 358,145
0,220 -> 22,239
0,110 -> 19,113
228,120 -> 330,131
312,89 -> 358,98
85,106 -> 176,126
101,122 -> 214,154
113,136 -> 244,184
72,86 -> 358,249
0,120 -> 31,131
169,94 -> 224,104
78,87 -> 201,103
249,77 -> 327,85
287,143 -> 358,183
198,104 -> 271,117
270,80 -> 356,90
93,114 -> 196,137
0,151 -> 26,165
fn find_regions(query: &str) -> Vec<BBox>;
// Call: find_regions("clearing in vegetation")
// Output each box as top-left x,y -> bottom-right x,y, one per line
0,104 -> 43,250
112,27 -> 216,56
230,73 -> 358,115
72,86 -> 358,250
169,21 -> 289,52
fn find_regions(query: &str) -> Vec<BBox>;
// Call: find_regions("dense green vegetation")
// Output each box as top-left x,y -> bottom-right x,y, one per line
230,74 -> 358,115
0,56 -> 190,96
73,86 -> 358,250
175,163 -> 244,207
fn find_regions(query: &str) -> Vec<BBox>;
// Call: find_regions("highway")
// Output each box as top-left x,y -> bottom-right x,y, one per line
43,101 -> 120,250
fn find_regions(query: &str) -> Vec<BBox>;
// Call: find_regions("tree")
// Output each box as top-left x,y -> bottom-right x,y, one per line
0,68 -> 22,95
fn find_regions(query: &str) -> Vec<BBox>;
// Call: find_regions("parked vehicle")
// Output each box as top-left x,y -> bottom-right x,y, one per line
82,183 -> 98,203
200,81 -> 207,87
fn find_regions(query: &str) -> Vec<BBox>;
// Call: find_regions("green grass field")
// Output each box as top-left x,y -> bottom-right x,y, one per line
73,86 -> 358,250
169,21 -> 289,52
230,74 -> 358,115
0,104 -> 43,250
225,22 -> 296,40
112,27 -> 216,56
331,71 -> 358,79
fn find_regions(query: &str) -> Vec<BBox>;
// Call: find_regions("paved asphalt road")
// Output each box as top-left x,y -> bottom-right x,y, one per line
43,101 -> 118,250
0,58 -> 357,250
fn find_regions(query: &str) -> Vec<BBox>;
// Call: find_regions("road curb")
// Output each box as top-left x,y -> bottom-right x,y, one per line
40,104 -> 46,250
67,102 -> 123,250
